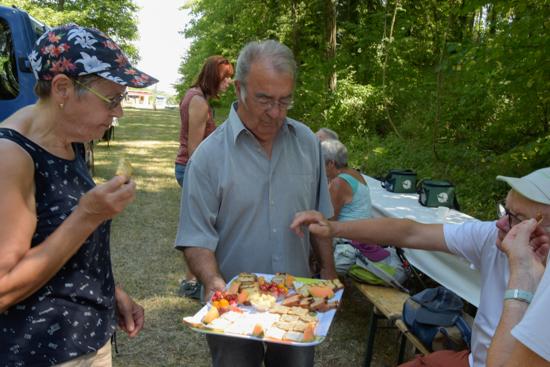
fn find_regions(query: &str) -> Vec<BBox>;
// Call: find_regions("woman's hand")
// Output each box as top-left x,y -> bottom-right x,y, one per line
77,176 -> 136,225
115,286 -> 144,338
290,211 -> 334,238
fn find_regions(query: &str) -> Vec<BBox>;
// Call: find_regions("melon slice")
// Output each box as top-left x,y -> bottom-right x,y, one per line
302,323 -> 316,342
308,285 -> 334,299
202,306 -> 219,324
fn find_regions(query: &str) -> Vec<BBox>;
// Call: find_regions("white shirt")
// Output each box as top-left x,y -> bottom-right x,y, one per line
444,221 -> 508,367
511,260 -> 550,361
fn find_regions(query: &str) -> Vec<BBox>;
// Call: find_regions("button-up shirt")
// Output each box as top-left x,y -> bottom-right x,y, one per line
175,103 -> 333,280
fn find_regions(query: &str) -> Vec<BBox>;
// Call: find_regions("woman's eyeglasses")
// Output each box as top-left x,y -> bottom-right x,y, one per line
74,79 -> 127,110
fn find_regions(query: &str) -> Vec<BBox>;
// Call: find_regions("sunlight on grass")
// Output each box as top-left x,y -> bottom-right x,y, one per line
93,108 -> 389,367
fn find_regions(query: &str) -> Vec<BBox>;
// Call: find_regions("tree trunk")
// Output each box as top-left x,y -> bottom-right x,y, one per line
381,0 -> 402,138
58,0 -> 65,11
325,0 -> 337,92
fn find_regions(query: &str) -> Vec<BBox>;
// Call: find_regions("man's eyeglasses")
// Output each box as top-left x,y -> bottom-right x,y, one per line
253,95 -> 293,111
497,201 -> 548,231
497,202 -> 523,230
74,79 -> 127,110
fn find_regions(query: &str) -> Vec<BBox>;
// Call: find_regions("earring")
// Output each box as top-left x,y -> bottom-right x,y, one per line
59,103 -> 64,110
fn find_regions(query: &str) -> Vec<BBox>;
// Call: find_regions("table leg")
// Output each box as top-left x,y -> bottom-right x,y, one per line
397,332 -> 407,364
364,310 -> 380,367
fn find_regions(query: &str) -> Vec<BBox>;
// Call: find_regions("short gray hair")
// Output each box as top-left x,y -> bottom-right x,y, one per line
236,39 -> 297,103
316,127 -> 339,141
321,139 -> 348,168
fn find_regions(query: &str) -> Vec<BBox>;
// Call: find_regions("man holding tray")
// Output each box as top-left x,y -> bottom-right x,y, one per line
175,39 -> 337,367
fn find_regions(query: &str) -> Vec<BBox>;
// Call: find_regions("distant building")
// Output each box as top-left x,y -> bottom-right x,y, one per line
123,89 -> 166,110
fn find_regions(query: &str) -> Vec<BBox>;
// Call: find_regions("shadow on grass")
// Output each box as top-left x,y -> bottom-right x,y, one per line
97,108 -> 398,367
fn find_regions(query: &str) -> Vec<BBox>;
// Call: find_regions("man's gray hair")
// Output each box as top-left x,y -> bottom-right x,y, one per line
321,139 -> 348,168
235,39 -> 297,103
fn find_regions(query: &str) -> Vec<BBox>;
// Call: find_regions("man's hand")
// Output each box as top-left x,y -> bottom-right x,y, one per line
203,276 -> 226,304
115,287 -> 144,338
499,219 -> 546,288
291,211 -> 334,238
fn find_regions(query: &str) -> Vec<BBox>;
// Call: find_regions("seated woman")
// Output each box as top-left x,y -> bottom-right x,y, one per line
321,139 -> 390,274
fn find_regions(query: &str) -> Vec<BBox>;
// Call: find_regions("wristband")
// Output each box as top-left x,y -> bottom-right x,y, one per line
504,289 -> 533,304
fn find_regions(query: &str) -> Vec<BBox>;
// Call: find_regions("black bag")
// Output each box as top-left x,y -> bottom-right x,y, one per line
417,179 -> 460,210
382,169 -> 417,193
403,287 -> 472,352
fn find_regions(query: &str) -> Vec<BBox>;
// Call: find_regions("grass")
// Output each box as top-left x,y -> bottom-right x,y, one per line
93,108 -> 401,367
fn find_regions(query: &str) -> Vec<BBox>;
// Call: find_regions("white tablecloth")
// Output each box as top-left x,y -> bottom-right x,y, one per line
363,174 -> 481,307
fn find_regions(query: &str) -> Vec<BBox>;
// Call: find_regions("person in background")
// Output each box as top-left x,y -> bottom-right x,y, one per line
175,39 -> 336,367
291,168 -> 550,367
175,55 -> 234,299
0,24 -> 157,366
487,206 -> 550,365
315,127 -> 339,141
321,139 -> 381,274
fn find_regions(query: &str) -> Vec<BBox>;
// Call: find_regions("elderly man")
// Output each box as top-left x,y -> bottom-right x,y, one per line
487,218 -> 550,367
175,40 -> 336,367
291,167 -> 550,367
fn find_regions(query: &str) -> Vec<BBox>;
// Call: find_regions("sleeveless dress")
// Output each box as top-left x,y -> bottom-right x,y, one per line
0,128 -> 116,366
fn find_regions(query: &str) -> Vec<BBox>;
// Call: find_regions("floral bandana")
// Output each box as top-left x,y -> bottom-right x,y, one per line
29,23 -> 157,88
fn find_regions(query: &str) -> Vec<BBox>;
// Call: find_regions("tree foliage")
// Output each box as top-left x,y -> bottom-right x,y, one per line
3,0 -> 140,60
178,0 -> 549,219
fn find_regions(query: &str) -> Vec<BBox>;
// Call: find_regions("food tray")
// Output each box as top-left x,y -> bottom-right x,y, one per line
183,273 -> 343,346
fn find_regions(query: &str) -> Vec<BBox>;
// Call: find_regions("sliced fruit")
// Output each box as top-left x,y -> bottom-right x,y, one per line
252,323 -> 264,337
237,289 -> 249,305
227,280 -> 240,295
284,274 -> 295,288
302,323 -> 316,342
202,306 -> 219,324
308,285 -> 334,299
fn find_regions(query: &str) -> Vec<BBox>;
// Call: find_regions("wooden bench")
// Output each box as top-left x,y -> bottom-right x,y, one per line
353,281 -> 430,366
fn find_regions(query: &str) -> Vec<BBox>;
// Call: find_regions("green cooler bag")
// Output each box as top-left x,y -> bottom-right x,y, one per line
382,169 -> 417,193
418,180 -> 459,210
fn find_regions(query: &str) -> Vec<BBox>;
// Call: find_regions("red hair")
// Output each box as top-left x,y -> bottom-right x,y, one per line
192,55 -> 234,99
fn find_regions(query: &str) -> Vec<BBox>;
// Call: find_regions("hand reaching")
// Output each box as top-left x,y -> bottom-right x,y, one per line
290,211 -> 334,238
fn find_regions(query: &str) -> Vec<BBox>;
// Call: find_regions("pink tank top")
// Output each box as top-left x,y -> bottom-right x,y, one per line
175,87 -> 216,165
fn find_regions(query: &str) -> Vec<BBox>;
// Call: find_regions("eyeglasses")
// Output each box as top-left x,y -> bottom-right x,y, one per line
73,79 -> 127,110
497,201 -> 548,231
253,94 -> 293,111
497,202 -> 523,230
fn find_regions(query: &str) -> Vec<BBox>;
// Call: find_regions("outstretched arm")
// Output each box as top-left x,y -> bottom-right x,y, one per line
291,210 -> 449,253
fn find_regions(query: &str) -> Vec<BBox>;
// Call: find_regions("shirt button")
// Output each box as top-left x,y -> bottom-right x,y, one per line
272,229 -> 277,233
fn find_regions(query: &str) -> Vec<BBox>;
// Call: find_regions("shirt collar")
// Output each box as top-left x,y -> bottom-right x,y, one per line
228,102 -> 297,144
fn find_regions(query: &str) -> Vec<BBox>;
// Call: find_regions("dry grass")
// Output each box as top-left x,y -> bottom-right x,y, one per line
93,108 -> 400,367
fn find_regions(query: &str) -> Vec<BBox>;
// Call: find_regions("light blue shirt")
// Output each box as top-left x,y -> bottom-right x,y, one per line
175,103 -> 333,280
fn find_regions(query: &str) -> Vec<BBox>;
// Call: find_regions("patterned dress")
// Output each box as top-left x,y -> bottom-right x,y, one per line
0,128 -> 116,366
